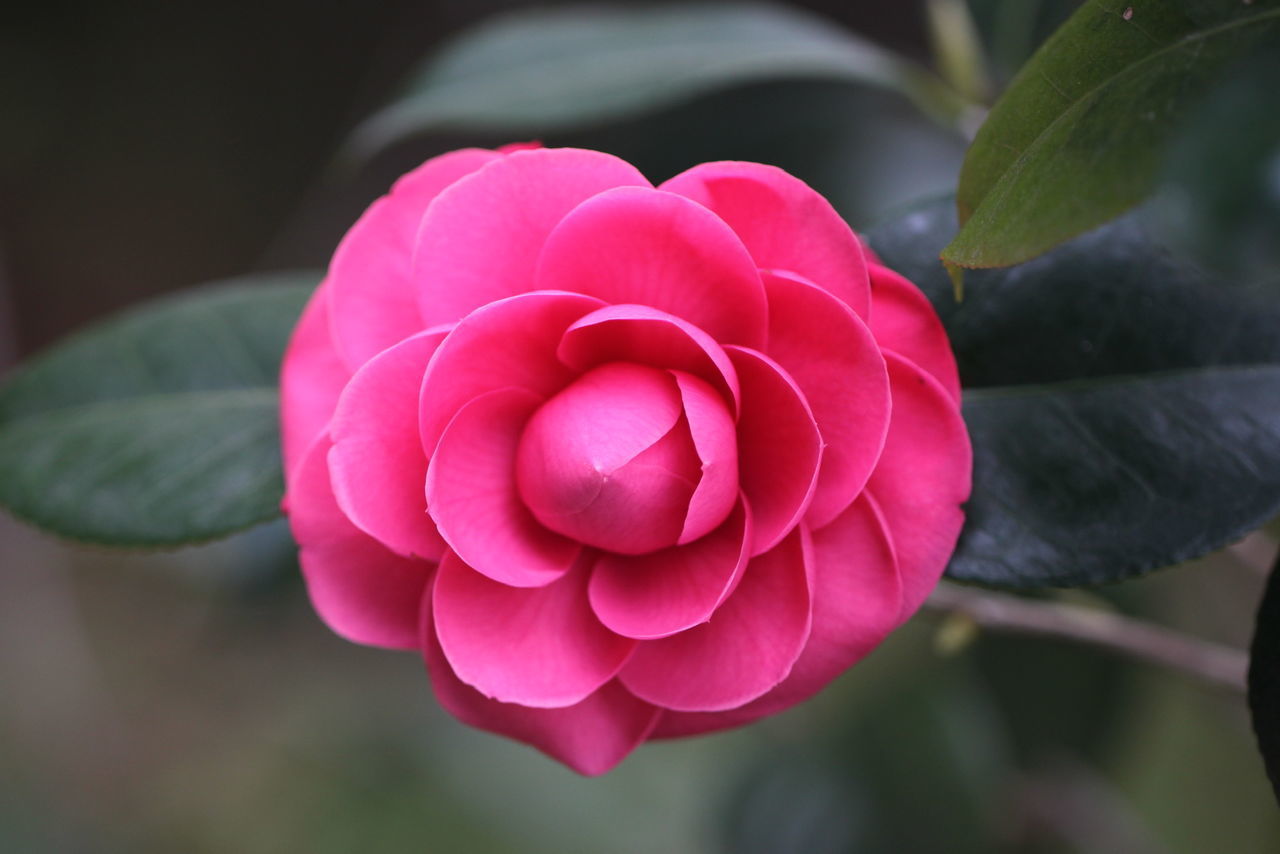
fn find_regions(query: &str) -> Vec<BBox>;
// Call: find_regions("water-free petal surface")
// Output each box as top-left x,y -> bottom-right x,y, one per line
868,263 -> 961,403
288,436 -> 432,649
556,304 -> 740,413
329,330 -> 448,560
671,370 -> 739,543
727,346 -> 822,554
618,527 -> 812,711
415,148 -> 649,325
427,387 -> 581,587
588,498 -> 751,640
280,282 -> 349,477
534,186 -> 767,347
433,551 -> 636,707
424,597 -> 660,776
661,160 -> 870,317
762,271 -> 890,528
330,148 -> 501,367
869,352 -> 971,617
418,291 -> 604,455
515,363 -> 696,553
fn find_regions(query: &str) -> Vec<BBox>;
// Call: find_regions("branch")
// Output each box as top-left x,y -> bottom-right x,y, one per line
925,582 -> 1249,692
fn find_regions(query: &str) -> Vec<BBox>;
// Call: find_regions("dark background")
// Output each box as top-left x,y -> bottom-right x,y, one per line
0,1 -> 933,360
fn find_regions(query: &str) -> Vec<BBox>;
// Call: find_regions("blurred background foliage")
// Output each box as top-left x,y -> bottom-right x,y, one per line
2,1 -> 1278,851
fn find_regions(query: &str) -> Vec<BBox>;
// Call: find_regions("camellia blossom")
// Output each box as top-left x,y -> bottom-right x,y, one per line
281,145 -> 971,774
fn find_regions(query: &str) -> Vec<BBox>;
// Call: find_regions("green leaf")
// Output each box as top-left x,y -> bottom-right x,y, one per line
342,3 -> 966,164
943,0 -> 1280,270
1249,552 -> 1280,806
0,273 -> 318,546
869,198 -> 1280,587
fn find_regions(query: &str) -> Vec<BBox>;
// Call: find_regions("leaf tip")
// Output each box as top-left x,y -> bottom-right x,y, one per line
944,259 -> 966,301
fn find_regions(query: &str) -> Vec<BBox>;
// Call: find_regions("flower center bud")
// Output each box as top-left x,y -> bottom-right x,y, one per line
516,362 -> 715,555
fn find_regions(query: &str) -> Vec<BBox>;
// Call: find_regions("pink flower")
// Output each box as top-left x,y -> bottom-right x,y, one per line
281,146 -> 971,774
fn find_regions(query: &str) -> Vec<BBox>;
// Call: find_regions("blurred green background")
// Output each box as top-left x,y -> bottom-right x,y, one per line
2,1 -> 1278,851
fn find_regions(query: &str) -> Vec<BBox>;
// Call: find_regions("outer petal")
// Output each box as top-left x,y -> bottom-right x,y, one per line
280,282 -> 350,478
534,187 -> 768,347
660,161 -> 870,317
588,499 -> 751,640
869,264 -> 961,404
419,291 -> 605,456
763,271 -> 890,528
329,329 -> 449,561
423,593 -> 660,776
426,388 -> 581,588
287,435 -> 432,650
557,304 -> 741,413
726,346 -> 823,555
618,527 -> 812,712
329,148 -> 502,367
869,352 -> 972,617
433,551 -> 636,708
652,493 -> 901,738
414,148 -> 650,326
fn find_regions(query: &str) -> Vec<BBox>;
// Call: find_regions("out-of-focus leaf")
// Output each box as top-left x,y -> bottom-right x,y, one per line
342,3 -> 965,164
1249,554 -> 1280,806
965,0 -> 1082,82
925,0 -> 993,103
869,198 -> 1280,587
1151,49 -> 1280,287
943,0 -> 1280,271
0,273 -> 317,546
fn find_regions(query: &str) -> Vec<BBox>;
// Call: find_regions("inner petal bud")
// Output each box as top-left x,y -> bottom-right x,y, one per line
516,362 -> 717,554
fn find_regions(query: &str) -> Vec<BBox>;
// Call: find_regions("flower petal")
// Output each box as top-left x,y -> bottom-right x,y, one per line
762,271 -> 890,529
618,526 -> 812,712
280,282 -> 350,479
414,148 -> 650,326
329,148 -> 502,368
869,264 -> 961,404
418,291 -> 605,456
671,370 -> 739,543
660,161 -> 870,317
588,498 -> 751,640
423,591 -> 659,775
426,387 -> 581,587
556,304 -> 741,413
515,363 -> 695,555
726,346 -> 823,554
433,551 -> 636,708
652,493 -> 902,737
870,352 -> 972,617
329,329 -> 449,561
534,186 -> 768,347
287,435 -> 432,650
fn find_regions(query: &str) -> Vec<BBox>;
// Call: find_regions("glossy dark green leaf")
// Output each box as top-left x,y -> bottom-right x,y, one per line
944,0 -> 1280,270
0,273 -> 318,546
869,198 -> 1280,587
1249,553 -> 1280,806
342,3 -> 965,164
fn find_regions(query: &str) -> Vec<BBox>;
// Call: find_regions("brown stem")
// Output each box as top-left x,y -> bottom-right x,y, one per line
925,582 -> 1249,692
